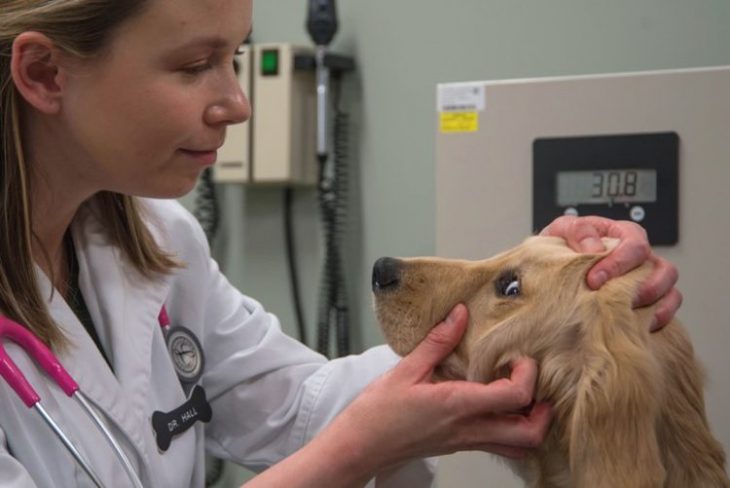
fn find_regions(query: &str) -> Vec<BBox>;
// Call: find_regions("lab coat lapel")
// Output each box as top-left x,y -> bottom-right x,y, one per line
36,266 -> 153,465
62,206 -> 172,461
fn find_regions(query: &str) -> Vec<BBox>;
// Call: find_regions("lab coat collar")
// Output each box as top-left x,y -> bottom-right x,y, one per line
40,200 -> 174,471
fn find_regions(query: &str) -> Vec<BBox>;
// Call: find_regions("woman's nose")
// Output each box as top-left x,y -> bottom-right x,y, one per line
205,78 -> 251,126
230,89 -> 252,124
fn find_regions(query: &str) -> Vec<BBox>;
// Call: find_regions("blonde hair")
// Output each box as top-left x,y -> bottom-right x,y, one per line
0,0 -> 179,350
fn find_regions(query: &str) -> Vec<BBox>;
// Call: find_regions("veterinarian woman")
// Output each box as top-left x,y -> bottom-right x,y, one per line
0,1 -> 682,487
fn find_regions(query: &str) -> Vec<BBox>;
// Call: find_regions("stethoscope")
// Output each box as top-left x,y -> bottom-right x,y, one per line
0,305 -> 208,488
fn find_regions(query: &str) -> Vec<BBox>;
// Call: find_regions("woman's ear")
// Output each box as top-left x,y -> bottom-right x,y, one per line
11,32 -> 64,114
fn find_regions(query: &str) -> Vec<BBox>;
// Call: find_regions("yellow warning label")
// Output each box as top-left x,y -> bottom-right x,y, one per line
440,112 -> 478,133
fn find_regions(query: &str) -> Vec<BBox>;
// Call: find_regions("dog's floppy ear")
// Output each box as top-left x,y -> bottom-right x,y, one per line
568,300 -> 666,487
465,315 -> 527,385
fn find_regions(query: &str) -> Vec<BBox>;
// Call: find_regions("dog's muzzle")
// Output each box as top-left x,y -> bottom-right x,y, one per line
372,257 -> 402,292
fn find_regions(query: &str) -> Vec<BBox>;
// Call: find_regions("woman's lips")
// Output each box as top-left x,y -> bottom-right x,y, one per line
179,148 -> 217,166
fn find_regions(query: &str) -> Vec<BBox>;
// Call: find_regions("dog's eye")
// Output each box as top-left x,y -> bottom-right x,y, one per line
495,271 -> 521,297
504,280 -> 520,296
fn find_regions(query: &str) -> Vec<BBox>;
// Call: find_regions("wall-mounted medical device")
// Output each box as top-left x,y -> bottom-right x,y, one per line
212,27 -> 355,356
215,43 -> 318,185
532,132 -> 679,245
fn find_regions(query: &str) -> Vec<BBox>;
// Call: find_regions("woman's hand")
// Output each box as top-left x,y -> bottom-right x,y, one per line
540,215 -> 682,331
325,304 -> 551,479
243,305 -> 551,488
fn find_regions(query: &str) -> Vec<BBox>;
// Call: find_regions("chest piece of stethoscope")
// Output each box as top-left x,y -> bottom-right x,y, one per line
158,306 -> 204,389
165,325 -> 204,387
154,306 -> 211,452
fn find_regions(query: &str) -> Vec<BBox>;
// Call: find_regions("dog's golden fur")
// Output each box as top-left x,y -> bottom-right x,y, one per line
372,236 -> 729,487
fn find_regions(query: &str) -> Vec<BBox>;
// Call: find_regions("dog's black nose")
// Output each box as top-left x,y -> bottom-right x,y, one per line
372,257 -> 402,292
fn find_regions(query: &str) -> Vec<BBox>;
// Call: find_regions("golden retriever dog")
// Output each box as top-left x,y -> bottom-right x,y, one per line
371,236 -> 729,488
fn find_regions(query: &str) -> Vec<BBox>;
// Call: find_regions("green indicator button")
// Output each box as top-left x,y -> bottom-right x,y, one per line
261,49 -> 279,76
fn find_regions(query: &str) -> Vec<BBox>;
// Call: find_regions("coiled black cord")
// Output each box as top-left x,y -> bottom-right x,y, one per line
284,187 -> 308,344
192,167 -> 225,487
193,167 -> 219,244
316,78 -> 350,357
332,80 -> 350,357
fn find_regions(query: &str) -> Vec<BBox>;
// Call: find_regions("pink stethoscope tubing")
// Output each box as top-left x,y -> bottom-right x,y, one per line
0,309 -> 171,488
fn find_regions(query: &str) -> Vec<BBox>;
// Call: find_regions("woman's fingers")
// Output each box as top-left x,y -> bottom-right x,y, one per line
396,304 -> 468,380
541,216 -> 681,329
470,358 -> 538,413
384,313 -> 552,458
483,402 -> 552,448
541,216 -> 652,289
582,219 -> 650,289
623,248 -> 680,331
587,235 -> 650,289
431,357 -> 539,418
460,402 -> 553,454
650,288 -> 683,331
540,215 -> 606,253
634,254 -> 679,307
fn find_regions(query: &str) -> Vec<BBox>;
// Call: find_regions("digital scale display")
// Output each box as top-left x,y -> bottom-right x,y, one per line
533,132 -> 679,245
556,169 -> 657,206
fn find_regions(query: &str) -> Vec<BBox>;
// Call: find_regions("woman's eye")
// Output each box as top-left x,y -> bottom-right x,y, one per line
503,280 -> 520,296
181,62 -> 212,75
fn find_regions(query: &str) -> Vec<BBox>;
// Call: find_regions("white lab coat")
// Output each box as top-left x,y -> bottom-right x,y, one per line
0,199 -> 434,487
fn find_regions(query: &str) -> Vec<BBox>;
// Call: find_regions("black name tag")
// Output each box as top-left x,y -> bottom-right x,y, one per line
152,385 -> 212,452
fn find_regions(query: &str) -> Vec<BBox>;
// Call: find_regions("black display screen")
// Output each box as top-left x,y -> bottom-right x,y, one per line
533,132 -> 679,245
556,169 -> 657,206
